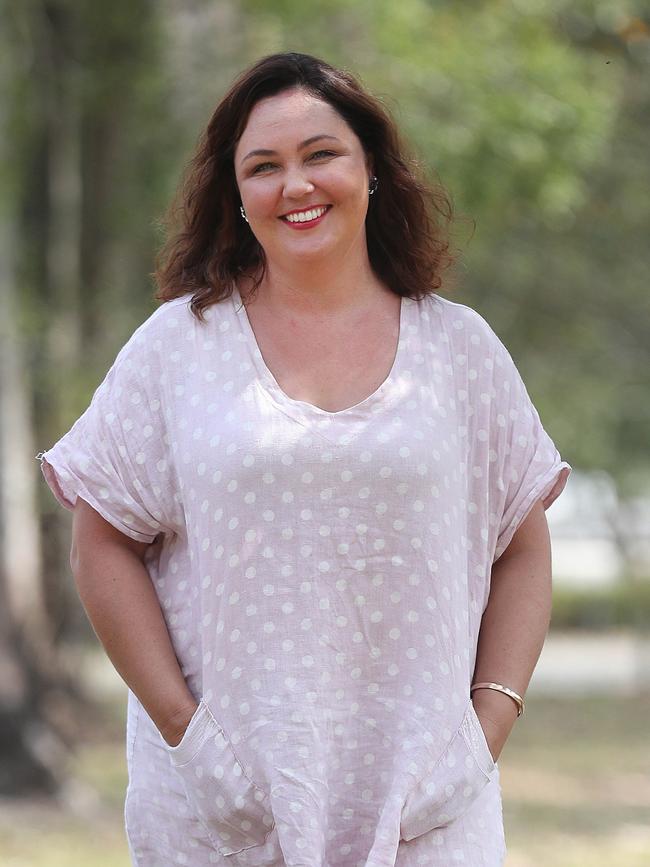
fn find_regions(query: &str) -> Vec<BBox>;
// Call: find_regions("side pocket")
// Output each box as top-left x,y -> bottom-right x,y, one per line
124,692 -> 141,853
161,699 -> 275,856
464,698 -> 497,775
400,698 -> 496,842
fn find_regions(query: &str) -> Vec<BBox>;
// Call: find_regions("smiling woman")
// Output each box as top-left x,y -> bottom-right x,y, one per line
37,51 -> 571,867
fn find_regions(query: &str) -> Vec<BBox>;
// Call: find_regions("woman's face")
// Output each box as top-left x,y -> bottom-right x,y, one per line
234,87 -> 373,271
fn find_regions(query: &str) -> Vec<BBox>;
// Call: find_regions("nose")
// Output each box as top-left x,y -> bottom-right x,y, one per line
282,166 -> 315,199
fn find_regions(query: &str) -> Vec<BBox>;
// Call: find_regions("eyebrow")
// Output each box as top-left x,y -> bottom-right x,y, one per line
240,134 -> 341,164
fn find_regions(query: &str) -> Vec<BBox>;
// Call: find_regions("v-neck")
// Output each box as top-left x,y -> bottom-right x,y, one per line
231,284 -> 410,422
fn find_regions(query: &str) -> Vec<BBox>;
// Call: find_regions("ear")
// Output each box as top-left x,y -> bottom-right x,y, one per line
365,151 -> 375,177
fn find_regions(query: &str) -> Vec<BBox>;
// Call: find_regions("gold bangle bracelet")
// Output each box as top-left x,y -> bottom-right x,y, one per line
470,682 -> 525,718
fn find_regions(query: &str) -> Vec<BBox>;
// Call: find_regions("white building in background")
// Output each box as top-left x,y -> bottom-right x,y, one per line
546,469 -> 650,587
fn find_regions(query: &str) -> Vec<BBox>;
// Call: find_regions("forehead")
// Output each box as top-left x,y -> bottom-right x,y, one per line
235,88 -> 358,158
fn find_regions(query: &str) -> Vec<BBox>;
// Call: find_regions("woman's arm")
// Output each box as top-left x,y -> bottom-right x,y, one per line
71,498 -> 199,746
471,498 -> 553,761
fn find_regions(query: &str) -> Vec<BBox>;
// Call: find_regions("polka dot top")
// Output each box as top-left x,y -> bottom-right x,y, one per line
37,286 -> 571,866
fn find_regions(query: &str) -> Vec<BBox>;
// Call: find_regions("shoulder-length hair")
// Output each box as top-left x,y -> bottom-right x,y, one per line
153,51 -> 458,323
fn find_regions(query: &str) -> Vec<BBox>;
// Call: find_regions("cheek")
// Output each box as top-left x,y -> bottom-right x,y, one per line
328,167 -> 369,204
240,181 -> 277,215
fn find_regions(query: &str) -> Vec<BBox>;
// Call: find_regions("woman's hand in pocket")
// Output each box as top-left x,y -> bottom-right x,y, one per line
471,689 -> 519,763
160,701 -> 201,747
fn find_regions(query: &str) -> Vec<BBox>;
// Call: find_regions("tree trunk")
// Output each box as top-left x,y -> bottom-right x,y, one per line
0,0 -> 96,798
0,128 -> 78,799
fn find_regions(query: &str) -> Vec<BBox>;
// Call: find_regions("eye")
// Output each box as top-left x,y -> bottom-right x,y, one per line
309,149 -> 335,160
251,161 -> 275,174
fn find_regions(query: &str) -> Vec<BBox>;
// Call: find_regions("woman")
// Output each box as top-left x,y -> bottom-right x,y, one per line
38,52 -> 571,867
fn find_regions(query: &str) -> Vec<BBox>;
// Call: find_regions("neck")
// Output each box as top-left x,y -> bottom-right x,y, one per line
246,246 -> 386,316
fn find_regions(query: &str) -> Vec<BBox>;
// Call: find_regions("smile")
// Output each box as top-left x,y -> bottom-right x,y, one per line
280,205 -> 331,227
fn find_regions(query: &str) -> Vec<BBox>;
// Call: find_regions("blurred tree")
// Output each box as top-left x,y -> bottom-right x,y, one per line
459,2 -> 650,495
2,0 -> 173,796
1,0 -> 76,798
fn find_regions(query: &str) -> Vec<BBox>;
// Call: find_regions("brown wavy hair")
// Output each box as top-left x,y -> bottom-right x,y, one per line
153,51 -> 459,323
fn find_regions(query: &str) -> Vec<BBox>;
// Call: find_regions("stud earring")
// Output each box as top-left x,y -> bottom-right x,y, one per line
369,176 -> 378,196
240,205 -> 249,223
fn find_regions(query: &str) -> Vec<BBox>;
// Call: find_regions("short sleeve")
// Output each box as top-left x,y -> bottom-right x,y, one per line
457,306 -> 572,565
485,330 -> 571,562
36,324 -> 182,544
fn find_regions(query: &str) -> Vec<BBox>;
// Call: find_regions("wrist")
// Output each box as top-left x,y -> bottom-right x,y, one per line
159,701 -> 200,747
471,689 -> 519,762
471,686 -> 520,725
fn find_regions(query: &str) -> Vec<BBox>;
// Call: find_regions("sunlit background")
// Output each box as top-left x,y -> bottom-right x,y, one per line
1,1 -> 649,865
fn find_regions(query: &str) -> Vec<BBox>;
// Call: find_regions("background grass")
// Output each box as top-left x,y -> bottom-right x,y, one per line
1,693 -> 648,866
501,694 -> 650,866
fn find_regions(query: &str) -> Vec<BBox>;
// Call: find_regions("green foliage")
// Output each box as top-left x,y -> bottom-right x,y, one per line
240,0 -> 619,222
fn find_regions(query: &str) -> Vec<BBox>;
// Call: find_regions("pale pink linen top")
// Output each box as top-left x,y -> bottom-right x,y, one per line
38,287 -> 570,867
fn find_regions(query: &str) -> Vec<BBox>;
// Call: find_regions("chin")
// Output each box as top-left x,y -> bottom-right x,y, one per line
276,241 -> 338,262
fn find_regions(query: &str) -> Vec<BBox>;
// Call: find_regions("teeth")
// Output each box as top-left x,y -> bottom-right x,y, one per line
285,206 -> 327,223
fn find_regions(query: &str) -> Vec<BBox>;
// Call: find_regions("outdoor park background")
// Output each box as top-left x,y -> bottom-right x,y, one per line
1,1 -> 649,865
